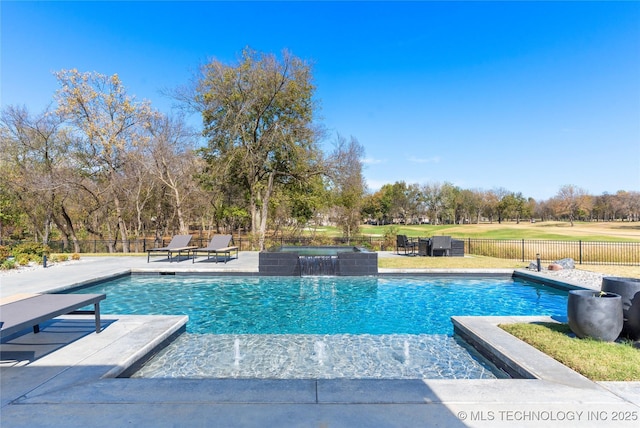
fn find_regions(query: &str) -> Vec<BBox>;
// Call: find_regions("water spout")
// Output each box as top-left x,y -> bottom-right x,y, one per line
234,338 -> 242,366
314,340 -> 325,366
299,255 -> 338,276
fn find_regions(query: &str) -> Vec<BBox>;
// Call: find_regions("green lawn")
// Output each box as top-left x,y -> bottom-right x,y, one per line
355,221 -> 640,242
500,322 -> 640,381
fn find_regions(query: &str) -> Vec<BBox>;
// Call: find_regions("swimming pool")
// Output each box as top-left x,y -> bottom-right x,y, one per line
71,275 -> 568,379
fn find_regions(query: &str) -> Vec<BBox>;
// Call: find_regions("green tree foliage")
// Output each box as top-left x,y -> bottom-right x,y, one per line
196,48 -> 322,249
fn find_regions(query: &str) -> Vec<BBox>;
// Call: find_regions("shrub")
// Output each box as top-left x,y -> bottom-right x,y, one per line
383,225 -> 400,250
48,254 -> 59,263
58,254 -> 69,262
308,235 -> 334,246
0,245 -> 10,263
12,242 -> 51,258
1,259 -> 16,270
71,253 -> 81,261
16,254 -> 31,266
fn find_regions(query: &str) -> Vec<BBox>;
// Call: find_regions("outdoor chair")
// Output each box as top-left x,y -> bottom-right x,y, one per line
146,234 -> 196,262
430,235 -> 452,256
396,235 -> 417,255
191,234 -> 239,263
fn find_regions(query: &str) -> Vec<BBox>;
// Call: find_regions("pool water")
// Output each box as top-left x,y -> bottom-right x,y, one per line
72,275 -> 567,379
74,275 -> 567,335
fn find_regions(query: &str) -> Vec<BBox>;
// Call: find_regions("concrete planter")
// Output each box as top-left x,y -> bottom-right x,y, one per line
601,277 -> 640,340
567,290 -> 623,342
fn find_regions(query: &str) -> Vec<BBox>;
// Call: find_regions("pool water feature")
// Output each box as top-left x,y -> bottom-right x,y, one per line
259,245 -> 378,275
72,275 -> 568,379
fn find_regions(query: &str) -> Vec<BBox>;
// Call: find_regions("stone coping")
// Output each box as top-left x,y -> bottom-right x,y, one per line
452,316 -> 596,389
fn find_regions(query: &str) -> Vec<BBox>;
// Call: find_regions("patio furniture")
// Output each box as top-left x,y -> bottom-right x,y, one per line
430,235 -> 452,256
147,235 -> 196,263
1,293 -> 106,339
396,235 -> 417,255
450,239 -> 465,257
418,239 -> 430,256
191,234 -> 239,263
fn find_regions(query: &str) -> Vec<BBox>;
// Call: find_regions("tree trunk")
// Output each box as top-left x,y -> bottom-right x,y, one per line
60,205 -> 81,253
113,195 -> 130,253
257,172 -> 275,251
105,222 -> 116,253
173,187 -> 187,234
249,187 -> 260,250
52,216 -> 70,251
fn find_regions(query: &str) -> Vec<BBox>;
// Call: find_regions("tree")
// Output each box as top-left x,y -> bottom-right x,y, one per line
145,114 -> 202,236
492,187 -> 512,223
196,48 -> 321,250
361,191 -> 386,225
55,69 -> 157,252
327,134 -> 366,241
421,182 -> 444,225
555,184 -> 589,226
0,105 -> 81,248
458,189 -> 483,224
440,182 -> 461,224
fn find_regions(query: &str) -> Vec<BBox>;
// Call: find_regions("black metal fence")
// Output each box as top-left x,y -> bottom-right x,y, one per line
3,237 -> 639,266
463,238 -> 640,266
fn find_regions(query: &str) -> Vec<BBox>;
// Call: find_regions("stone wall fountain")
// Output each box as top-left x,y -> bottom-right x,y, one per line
259,246 -> 378,276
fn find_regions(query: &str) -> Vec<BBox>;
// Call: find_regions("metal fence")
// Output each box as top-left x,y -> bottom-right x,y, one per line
463,238 -> 640,266
3,236 -> 639,266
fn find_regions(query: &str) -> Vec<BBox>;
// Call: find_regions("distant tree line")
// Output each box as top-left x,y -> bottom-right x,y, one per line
362,182 -> 639,226
1,49 -> 637,252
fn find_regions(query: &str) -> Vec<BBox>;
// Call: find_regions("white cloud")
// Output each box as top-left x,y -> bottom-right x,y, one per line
362,157 -> 385,165
407,155 -> 441,164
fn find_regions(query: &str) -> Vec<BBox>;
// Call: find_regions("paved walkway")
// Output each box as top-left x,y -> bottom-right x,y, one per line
1,254 -> 639,427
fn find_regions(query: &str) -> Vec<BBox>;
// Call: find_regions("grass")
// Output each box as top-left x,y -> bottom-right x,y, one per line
356,221 -> 640,242
500,322 -> 640,381
379,254 -> 640,277
379,254 -> 523,269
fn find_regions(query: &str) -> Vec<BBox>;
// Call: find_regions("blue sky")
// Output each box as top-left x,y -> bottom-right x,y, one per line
2,1 -> 639,200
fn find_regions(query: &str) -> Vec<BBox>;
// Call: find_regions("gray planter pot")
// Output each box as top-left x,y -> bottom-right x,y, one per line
567,290 -> 623,342
601,276 -> 640,340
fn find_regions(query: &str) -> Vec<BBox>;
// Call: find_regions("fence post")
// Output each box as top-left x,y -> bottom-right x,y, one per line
579,240 -> 582,265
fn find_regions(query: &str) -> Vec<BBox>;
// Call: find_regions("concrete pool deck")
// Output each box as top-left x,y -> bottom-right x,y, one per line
1,253 -> 639,427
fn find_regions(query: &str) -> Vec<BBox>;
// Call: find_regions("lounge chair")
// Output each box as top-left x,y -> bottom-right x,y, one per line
191,234 -> 239,263
396,235 -> 417,255
430,235 -> 452,256
1,293 -> 106,339
147,234 -> 196,263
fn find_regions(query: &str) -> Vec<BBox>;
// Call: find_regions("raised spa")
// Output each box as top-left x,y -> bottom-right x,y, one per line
259,245 -> 378,276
